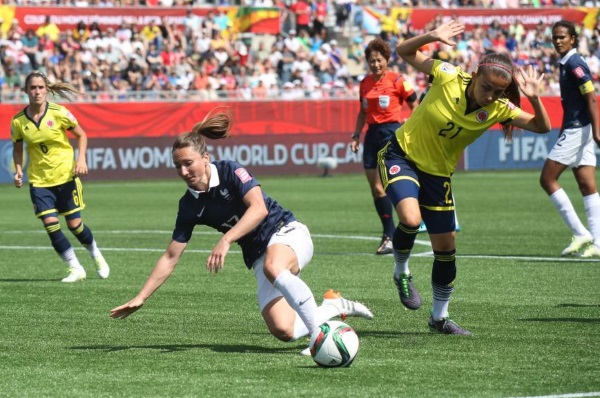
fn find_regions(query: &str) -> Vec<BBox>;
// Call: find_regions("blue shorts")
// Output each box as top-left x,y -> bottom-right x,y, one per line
29,177 -> 85,220
377,139 -> 455,234
363,122 -> 401,170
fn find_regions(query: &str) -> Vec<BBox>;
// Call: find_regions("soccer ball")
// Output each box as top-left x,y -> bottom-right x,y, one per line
309,320 -> 359,368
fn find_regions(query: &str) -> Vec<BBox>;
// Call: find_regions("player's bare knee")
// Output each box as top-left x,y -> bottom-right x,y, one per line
267,323 -> 294,342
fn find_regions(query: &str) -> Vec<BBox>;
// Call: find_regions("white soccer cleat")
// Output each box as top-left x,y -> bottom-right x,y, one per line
61,267 -> 86,283
322,289 -> 374,320
561,235 -> 593,256
300,346 -> 311,356
93,253 -> 110,279
579,244 -> 600,258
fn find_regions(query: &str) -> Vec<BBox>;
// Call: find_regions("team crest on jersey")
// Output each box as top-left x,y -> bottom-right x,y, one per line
507,101 -> 516,110
46,120 -> 54,128
573,66 -> 585,78
476,110 -> 489,123
389,165 -> 401,175
220,189 -> 231,200
440,63 -> 455,74
235,167 -> 252,183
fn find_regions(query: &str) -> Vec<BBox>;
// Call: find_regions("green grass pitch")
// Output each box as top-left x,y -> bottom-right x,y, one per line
0,170 -> 598,398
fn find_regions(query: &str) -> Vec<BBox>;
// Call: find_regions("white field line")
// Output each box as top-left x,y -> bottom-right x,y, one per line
0,230 -> 598,262
507,392 -> 600,398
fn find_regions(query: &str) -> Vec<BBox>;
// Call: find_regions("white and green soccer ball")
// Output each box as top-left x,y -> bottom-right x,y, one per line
309,320 -> 359,368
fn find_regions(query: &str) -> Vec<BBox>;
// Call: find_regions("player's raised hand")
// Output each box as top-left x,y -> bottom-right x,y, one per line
432,20 -> 465,46
515,64 -> 544,98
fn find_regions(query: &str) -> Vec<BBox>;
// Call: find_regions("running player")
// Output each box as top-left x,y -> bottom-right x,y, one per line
110,108 -> 373,348
381,20 -> 551,334
351,37 -> 417,255
540,20 -> 600,257
11,71 -> 110,282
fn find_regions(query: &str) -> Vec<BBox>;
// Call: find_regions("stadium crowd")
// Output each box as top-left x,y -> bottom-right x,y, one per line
0,2 -> 599,102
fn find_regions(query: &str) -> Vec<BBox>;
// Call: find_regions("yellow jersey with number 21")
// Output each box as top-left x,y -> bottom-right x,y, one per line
11,102 -> 79,187
395,60 -> 522,177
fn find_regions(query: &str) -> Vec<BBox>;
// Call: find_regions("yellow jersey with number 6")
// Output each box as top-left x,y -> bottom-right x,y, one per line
396,60 -> 522,177
11,102 -> 79,187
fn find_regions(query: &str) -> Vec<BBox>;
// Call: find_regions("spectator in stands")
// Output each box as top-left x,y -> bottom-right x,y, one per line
73,21 -> 90,44
142,19 -> 162,50
36,16 -> 60,42
21,29 -> 39,70
289,0 -> 311,35
312,0 -> 329,35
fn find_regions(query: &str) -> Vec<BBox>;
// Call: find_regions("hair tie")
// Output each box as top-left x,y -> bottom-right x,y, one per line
478,63 -> 513,75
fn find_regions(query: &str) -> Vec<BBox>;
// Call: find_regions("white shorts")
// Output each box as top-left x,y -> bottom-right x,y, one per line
252,220 -> 314,311
547,124 -> 596,168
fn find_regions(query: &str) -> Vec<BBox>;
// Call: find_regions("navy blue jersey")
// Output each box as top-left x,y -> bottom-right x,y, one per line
172,160 -> 295,268
559,49 -> 596,129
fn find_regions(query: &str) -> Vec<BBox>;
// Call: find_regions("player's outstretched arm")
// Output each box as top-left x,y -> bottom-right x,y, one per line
110,240 -> 187,319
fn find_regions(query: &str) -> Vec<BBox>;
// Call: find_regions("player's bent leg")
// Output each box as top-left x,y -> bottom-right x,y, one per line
262,297 -> 299,342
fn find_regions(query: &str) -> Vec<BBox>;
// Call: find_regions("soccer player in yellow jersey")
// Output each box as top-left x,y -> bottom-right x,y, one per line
378,21 -> 551,334
11,71 -> 110,283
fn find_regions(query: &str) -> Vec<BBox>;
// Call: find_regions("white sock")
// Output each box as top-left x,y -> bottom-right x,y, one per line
550,189 -> 590,237
394,263 -> 410,279
393,249 -> 411,278
583,193 -> 600,246
85,240 -> 101,258
432,299 -> 450,320
273,270 -> 319,334
290,302 -> 345,341
60,248 -> 83,269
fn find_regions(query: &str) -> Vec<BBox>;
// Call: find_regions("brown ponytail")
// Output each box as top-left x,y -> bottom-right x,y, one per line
24,71 -> 80,101
172,107 -> 233,154
477,54 -> 520,140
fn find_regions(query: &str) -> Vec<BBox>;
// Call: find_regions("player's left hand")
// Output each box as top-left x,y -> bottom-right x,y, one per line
75,159 -> 88,177
515,65 -> 544,98
206,238 -> 231,273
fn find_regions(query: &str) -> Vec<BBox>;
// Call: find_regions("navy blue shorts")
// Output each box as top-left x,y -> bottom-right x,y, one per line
377,139 -> 455,234
29,177 -> 85,220
363,122 -> 401,169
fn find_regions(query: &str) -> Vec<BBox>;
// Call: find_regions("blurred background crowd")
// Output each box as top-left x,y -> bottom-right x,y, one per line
0,0 -> 599,102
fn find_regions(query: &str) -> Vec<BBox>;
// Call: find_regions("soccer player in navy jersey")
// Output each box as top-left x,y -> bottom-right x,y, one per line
384,20 -> 551,334
351,37 -> 417,255
110,108 -> 373,347
540,20 -> 600,258
11,71 -> 110,283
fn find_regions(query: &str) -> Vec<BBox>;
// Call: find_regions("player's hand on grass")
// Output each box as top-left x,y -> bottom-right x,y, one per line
110,298 -> 145,319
